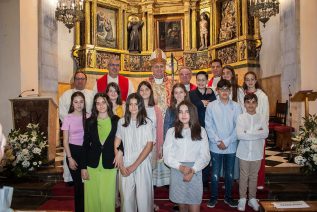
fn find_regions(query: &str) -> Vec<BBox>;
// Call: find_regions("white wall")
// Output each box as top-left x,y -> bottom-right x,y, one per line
300,0 -> 317,116
0,0 -> 21,135
57,22 -> 75,83
20,0 -> 38,93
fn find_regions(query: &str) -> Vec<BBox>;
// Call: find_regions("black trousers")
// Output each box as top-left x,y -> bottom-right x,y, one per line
66,144 -> 84,212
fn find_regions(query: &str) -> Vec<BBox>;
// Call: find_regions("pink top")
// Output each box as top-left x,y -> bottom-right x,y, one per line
61,114 -> 85,146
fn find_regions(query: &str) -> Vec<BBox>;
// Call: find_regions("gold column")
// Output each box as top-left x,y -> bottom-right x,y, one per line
75,22 -> 80,46
184,1 -> 191,50
142,12 -> 147,52
191,7 -> 197,50
124,10 -> 128,50
147,8 -> 154,52
84,0 -> 91,45
211,0 -> 217,46
118,9 -> 123,49
241,0 -> 248,35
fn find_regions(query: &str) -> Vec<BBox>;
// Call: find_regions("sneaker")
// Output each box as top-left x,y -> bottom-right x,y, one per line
248,198 -> 259,211
237,198 -> 246,211
257,186 -> 264,190
207,199 -> 217,208
224,198 -> 238,208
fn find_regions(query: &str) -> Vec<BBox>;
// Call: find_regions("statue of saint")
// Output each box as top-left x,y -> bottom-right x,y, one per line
199,13 -> 209,50
128,17 -> 144,52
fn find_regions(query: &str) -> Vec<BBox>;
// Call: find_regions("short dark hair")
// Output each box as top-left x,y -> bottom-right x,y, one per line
244,93 -> 258,103
217,79 -> 231,89
196,71 -> 208,80
211,58 -> 223,67
74,71 -> 87,80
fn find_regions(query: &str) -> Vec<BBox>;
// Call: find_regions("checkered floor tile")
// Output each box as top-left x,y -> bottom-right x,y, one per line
265,146 -> 300,168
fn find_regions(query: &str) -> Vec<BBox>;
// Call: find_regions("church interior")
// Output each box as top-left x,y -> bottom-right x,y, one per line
1,0 -> 317,211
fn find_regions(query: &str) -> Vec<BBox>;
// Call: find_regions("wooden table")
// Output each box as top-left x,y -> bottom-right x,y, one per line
260,201 -> 317,212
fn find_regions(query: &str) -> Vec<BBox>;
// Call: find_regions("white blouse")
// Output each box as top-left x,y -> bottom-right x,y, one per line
116,118 -> 154,165
236,113 -> 269,161
163,127 -> 210,173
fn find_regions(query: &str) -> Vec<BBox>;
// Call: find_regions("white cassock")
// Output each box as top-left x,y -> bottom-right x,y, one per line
116,118 -> 154,212
59,88 -> 95,182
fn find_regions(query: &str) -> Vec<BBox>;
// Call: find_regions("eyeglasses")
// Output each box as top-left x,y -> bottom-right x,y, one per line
75,77 -> 86,81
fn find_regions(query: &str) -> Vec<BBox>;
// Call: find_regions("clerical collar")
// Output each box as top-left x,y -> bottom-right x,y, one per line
108,75 -> 118,81
184,84 -> 190,91
154,77 -> 164,84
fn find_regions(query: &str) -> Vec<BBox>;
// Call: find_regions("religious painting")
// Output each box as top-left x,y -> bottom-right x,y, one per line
156,19 -> 183,51
96,5 -> 117,48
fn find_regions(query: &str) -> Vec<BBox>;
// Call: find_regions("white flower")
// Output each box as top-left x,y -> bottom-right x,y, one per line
19,134 -> 28,143
38,161 -> 42,165
33,162 -> 37,166
313,154 -> 317,165
294,155 -> 307,166
22,149 -> 29,156
32,147 -> 41,155
31,136 -> 37,142
39,142 -> 46,149
22,160 -> 30,168
311,145 -> 317,152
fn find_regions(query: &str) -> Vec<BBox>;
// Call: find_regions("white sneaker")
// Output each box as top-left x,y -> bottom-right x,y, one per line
248,198 -> 259,211
237,198 -> 246,211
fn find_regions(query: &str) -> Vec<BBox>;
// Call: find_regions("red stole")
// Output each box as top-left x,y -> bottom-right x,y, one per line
97,74 -> 129,101
190,83 -> 197,91
207,77 -> 214,87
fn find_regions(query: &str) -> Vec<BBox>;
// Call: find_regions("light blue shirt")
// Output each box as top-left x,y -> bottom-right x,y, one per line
205,99 -> 242,154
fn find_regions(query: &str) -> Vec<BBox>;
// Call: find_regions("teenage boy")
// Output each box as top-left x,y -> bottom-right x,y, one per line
236,93 -> 269,211
207,59 -> 223,92
205,79 -> 242,208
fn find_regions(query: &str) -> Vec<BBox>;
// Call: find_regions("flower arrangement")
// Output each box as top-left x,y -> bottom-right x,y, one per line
293,114 -> 317,174
5,123 -> 48,177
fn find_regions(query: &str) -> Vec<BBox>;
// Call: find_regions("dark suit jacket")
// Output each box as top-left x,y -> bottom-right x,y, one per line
82,115 -> 121,169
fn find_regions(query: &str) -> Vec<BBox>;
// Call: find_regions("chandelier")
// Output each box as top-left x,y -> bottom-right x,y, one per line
55,0 -> 84,32
249,0 -> 280,27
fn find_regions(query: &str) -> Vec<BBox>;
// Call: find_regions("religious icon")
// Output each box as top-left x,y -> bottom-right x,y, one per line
96,6 -> 117,48
157,19 -> 183,51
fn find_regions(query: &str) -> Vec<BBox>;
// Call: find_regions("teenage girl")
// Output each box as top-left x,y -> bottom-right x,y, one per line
114,93 -> 155,212
81,93 -> 120,212
164,100 -> 210,212
62,91 -> 87,212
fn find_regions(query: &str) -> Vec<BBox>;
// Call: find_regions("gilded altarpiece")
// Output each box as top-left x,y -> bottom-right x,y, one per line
73,0 -> 261,77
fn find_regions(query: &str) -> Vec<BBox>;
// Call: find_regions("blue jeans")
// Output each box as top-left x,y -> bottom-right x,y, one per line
210,152 -> 236,201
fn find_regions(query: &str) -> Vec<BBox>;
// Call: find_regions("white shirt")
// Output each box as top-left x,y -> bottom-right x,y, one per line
236,112 -> 269,161
59,88 -> 95,122
211,76 -> 221,93
163,127 -> 210,173
238,88 -> 269,123
116,118 -> 154,165
93,75 -> 134,95
146,107 -> 157,141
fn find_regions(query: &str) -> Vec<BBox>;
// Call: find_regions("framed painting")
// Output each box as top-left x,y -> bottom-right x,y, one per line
96,5 -> 117,48
156,19 -> 183,51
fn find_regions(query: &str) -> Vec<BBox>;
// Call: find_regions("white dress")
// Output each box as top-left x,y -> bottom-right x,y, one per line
147,107 -> 170,187
116,118 -> 154,212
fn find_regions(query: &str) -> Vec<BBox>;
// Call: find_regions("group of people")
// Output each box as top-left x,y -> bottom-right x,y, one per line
59,48 -> 269,212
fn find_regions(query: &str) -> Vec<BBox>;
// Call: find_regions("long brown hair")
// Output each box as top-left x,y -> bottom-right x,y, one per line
222,65 -> 238,102
91,93 -> 114,119
137,81 -> 155,107
123,93 -> 148,127
242,71 -> 263,91
105,82 -> 123,105
68,91 -> 87,128
174,100 -> 202,141
170,83 -> 189,109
